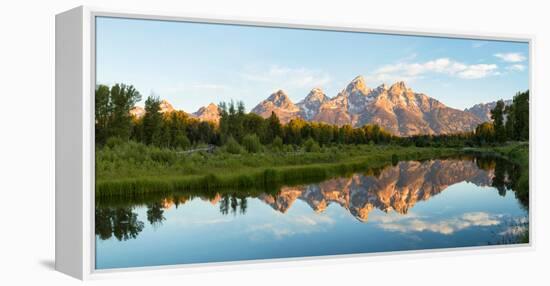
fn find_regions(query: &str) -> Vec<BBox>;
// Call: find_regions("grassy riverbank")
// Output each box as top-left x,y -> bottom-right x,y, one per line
96,142 -> 462,197
96,141 -> 529,201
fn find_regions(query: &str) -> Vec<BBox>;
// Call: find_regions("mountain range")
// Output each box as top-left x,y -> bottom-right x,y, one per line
130,75 -> 511,136
463,99 -> 513,122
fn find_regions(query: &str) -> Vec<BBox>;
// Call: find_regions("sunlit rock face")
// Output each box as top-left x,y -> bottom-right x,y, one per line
129,99 -> 182,119
130,106 -> 146,118
159,99 -> 175,113
260,159 -> 494,222
251,90 -> 301,124
313,75 -> 373,126
297,88 -> 330,121
193,103 -> 221,123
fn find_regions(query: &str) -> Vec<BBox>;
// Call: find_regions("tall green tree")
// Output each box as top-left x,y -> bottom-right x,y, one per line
167,111 -> 190,148
266,112 -> 283,143
95,85 -> 112,145
142,96 -> 163,146
219,100 -> 246,143
507,91 -> 529,141
491,100 -> 507,143
475,122 -> 495,145
95,83 -> 141,145
109,84 -> 141,140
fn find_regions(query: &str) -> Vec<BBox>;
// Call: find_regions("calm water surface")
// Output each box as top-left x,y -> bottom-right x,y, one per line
95,157 -> 528,269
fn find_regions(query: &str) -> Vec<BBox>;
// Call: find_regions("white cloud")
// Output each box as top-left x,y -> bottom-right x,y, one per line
369,58 -> 499,82
241,65 -> 332,90
506,64 -> 526,72
457,64 -> 500,79
494,52 -> 526,63
245,212 -> 335,240
373,212 -> 501,235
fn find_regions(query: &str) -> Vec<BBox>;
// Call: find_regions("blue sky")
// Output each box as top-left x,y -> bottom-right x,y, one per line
96,17 -> 529,112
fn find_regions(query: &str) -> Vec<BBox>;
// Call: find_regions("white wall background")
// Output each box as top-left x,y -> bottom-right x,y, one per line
0,0 -> 548,285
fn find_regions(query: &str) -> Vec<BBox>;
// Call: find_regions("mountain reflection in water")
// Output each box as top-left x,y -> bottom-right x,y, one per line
96,156 -> 525,242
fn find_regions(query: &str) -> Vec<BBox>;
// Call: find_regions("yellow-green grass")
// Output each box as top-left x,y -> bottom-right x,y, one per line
96,143 -> 461,197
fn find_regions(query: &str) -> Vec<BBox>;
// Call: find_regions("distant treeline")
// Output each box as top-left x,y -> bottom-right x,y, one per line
474,91 -> 529,144
95,83 -> 529,151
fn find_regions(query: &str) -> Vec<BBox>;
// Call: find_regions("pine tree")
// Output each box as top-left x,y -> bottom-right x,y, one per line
491,100 -> 506,143
266,112 -> 283,143
95,84 -> 112,145
142,96 -> 163,146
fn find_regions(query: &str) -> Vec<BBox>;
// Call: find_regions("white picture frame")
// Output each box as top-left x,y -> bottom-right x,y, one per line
55,5 -> 534,280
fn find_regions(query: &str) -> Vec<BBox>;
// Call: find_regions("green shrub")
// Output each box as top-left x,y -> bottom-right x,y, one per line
283,144 -> 294,153
150,148 -> 175,164
304,138 -> 321,152
174,134 -> 191,150
105,137 -> 124,148
272,136 -> 283,151
224,136 -> 243,154
242,134 -> 262,153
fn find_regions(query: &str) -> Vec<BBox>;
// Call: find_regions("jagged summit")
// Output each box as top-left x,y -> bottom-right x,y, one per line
251,90 -> 300,123
350,75 -> 366,85
388,81 -> 408,95
194,102 -> 220,123
298,88 -> 330,120
345,75 -> 370,94
303,88 -> 329,103
159,99 -> 175,113
265,90 -> 295,107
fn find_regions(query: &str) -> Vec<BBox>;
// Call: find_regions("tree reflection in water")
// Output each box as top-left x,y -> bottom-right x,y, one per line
476,156 -> 527,206
96,156 -> 528,241
95,207 -> 144,241
146,202 -> 166,228
220,194 -> 248,215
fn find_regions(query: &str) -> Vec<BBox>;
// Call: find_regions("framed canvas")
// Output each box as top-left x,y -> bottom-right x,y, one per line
55,6 -> 534,280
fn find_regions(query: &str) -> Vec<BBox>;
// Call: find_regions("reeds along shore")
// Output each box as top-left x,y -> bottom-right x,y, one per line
95,143 -> 527,197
